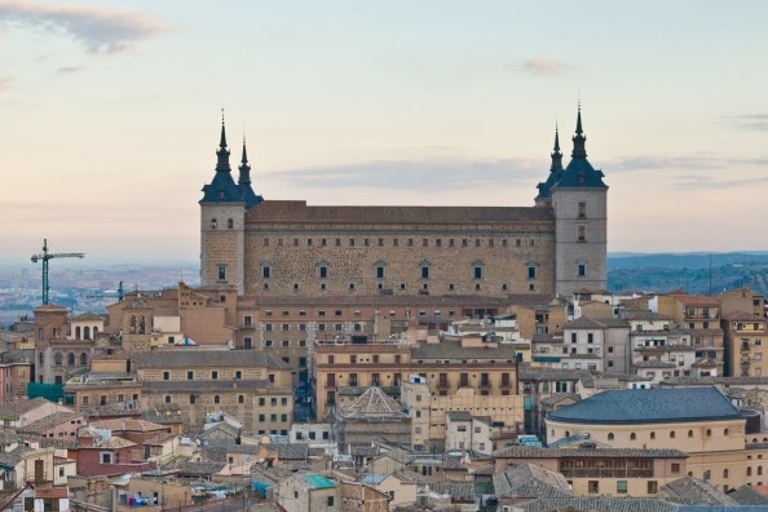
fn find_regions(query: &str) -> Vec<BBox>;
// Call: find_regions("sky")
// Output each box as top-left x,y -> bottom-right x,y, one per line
1,0 -> 767,263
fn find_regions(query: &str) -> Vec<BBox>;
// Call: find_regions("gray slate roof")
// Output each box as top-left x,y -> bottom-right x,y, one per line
661,477 -> 737,505
515,497 -> 677,512
492,463 -> 571,498
132,350 -> 289,370
494,446 -> 687,459
727,485 -> 768,506
547,387 -> 742,425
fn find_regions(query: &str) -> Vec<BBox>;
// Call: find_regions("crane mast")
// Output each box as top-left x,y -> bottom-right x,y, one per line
30,239 -> 85,305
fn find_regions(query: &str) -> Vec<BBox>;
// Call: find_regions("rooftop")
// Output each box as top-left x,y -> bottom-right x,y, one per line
132,350 -> 289,370
547,387 -> 742,425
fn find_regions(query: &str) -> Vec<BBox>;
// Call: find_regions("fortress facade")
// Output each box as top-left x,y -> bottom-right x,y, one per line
200,109 -> 608,298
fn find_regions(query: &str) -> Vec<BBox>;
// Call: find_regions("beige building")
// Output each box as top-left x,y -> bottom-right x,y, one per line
494,445 -> 688,497
313,333 -> 519,422
545,386 -> 768,492
200,112 -> 609,299
132,349 -> 293,434
723,312 -> 767,377
33,305 -> 94,385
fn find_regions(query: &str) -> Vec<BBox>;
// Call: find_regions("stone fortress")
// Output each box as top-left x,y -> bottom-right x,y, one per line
200,107 -> 608,298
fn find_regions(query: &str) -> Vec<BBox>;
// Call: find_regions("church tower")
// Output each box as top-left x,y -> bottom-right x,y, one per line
200,115 -> 247,294
551,106 -> 608,295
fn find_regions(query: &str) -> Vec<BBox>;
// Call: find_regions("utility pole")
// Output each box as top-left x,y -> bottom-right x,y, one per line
30,239 -> 85,305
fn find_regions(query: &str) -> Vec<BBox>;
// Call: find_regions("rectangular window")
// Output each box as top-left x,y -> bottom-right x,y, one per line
376,266 -> 385,279
217,265 -> 226,281
262,266 -> 271,278
578,226 -> 586,242
235,370 -> 242,379
474,266 -> 482,279
163,371 -> 170,381
319,266 -> 328,278
588,481 -> 599,494
588,333 -> 594,344
528,266 -> 537,279
212,371 -> 218,380
578,202 -> 586,218
421,266 -> 430,279
616,481 -> 627,494
100,452 -> 113,464
578,264 -> 586,277
647,481 -> 658,494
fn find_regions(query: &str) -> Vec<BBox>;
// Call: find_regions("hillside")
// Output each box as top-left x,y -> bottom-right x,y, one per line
607,252 -> 768,296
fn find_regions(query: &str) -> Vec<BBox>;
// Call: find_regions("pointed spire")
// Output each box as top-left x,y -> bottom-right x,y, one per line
572,103 -> 587,158
238,134 -> 251,186
216,109 -> 231,172
550,123 -> 563,171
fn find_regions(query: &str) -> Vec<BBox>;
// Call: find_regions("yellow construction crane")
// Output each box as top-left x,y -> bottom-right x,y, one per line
30,239 -> 85,305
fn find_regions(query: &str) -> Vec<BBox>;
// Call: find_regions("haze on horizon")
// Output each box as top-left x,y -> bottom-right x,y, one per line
1,0 -> 767,263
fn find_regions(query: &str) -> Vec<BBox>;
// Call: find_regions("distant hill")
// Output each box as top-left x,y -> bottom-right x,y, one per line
608,252 -> 768,296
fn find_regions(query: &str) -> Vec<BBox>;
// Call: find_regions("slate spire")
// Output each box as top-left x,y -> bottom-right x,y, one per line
216,109 -> 231,172
238,135 -> 251,186
551,124 -> 563,171
572,103 -> 587,158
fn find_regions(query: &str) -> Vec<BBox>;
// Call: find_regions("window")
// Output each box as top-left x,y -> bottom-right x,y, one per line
578,226 -> 586,242
227,218 -> 234,229
190,394 -> 196,404
588,481 -> 599,494
421,265 -> 430,279
212,371 -> 218,380
210,218 -> 218,229
100,452 -> 113,464
217,265 -> 226,281
670,431 -> 676,439
262,266 -> 271,278
688,430 -> 694,438
578,202 -> 586,218
474,266 -> 482,279
327,497 -> 334,507
616,481 -> 627,494
578,264 -> 586,277
165,395 -> 171,403
671,462 -> 680,473
647,481 -> 658,494
376,266 -> 385,279
214,395 -> 220,404
630,433 -> 636,440
163,371 -> 170,381
607,433 -> 614,441
319,266 -> 328,278
528,265 -> 537,279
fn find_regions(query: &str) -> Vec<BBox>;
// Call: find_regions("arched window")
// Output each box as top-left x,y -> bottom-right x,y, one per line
650,432 -> 656,439
630,433 -> 636,441
565,431 -> 570,437
94,326 -> 99,335
190,395 -> 196,404
55,353 -> 63,365
607,433 -> 614,441
214,395 -> 221,404
227,218 -> 234,229
724,428 -> 729,436
703,470 -> 711,481
80,353 -> 88,366
724,469 -> 729,478
75,326 -> 81,340
706,429 -> 712,437
84,326 -> 91,339
688,430 -> 693,438
748,467 -> 753,476
759,466 -> 764,476
165,396 -> 171,404
670,431 -> 676,439
39,353 -> 44,365
67,353 -> 75,366
210,218 -> 217,229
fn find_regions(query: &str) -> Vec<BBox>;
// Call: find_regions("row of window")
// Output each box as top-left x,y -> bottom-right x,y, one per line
53,353 -> 88,366
260,263 -> 538,280
587,480 -> 658,495
165,394 -> 288,412
265,323 -> 363,333
161,370 -> 276,383
557,427 -> 730,441
209,218 -> 234,229
261,237 -> 539,248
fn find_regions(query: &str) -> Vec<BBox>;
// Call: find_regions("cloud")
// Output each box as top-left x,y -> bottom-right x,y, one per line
522,59 -> 569,75
55,65 -> 81,73
730,114 -> 768,132
0,75 -> 13,90
672,174 -> 768,191
265,157 -> 544,192
0,0 -> 167,54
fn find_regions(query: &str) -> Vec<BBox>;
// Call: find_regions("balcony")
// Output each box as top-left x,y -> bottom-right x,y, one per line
743,343 -> 752,352
479,381 -> 492,390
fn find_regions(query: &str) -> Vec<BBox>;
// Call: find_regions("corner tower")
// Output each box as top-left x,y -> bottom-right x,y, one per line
200,115 -> 247,294
551,106 -> 608,295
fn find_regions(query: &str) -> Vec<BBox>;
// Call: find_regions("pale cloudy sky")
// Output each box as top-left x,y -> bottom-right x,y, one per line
1,0 -> 767,262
